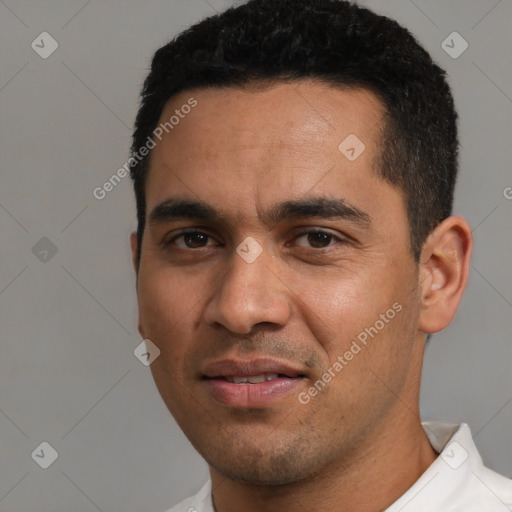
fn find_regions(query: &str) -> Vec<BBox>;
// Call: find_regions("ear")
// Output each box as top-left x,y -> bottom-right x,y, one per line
130,231 -> 139,274
418,216 -> 472,334
130,231 -> 146,339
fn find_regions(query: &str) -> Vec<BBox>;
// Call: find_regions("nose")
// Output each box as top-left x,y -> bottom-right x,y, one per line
203,245 -> 292,334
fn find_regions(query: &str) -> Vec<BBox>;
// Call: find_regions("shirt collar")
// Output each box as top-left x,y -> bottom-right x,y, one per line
192,422 -> 508,512
385,421 -> 496,511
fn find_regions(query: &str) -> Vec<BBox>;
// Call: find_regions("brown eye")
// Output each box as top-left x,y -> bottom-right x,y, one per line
308,232 -> 332,248
183,232 -> 209,248
295,230 -> 340,249
171,231 -> 215,249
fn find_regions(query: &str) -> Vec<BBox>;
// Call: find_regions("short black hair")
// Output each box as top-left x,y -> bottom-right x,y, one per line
131,0 -> 458,265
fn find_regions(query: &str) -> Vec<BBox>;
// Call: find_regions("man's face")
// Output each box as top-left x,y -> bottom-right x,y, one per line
134,81 -> 425,485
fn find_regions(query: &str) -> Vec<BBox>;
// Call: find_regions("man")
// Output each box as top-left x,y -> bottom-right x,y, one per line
129,0 -> 512,510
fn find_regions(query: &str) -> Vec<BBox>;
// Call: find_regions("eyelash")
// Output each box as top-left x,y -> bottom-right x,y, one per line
164,228 -> 346,250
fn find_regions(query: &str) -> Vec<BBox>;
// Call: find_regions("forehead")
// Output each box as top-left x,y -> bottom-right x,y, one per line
152,80 -> 385,161
144,80 -> 400,227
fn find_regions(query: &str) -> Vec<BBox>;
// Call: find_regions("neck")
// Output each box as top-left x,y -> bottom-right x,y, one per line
210,412 -> 437,512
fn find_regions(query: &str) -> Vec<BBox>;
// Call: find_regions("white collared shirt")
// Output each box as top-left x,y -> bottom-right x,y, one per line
166,421 -> 512,511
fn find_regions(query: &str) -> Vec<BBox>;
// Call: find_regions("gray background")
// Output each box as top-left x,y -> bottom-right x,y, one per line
0,0 -> 510,511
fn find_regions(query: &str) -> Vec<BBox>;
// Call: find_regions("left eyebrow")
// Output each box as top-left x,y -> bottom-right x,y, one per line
148,195 -> 371,229
260,196 -> 371,228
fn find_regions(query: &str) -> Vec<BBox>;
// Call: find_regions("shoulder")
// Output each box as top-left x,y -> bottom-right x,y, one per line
443,423 -> 512,508
471,464 -> 512,509
387,422 -> 512,511
431,422 -> 512,509
164,481 -> 212,512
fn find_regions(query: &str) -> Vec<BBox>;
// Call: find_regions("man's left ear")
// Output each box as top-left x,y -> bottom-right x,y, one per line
418,216 -> 472,334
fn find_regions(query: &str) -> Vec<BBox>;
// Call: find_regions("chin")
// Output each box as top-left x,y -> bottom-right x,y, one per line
211,458 -> 312,486
202,433 -> 327,486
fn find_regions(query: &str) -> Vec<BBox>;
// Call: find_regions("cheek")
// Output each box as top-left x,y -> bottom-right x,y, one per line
136,268 -> 201,350
289,266 -> 392,353
137,271 -> 201,407
137,274 -> 172,332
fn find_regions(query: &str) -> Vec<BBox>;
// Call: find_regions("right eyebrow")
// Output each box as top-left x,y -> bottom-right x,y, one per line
148,198 -> 218,226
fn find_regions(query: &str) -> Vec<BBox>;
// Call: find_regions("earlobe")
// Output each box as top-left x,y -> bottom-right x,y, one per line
418,216 -> 472,334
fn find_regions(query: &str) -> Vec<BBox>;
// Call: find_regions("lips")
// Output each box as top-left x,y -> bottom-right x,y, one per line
202,358 -> 304,380
201,358 -> 306,408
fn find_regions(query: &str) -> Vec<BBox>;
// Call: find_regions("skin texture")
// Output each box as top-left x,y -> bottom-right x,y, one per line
131,80 -> 472,512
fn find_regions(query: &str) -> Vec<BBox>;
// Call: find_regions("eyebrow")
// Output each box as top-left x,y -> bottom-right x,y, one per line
148,196 -> 371,228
